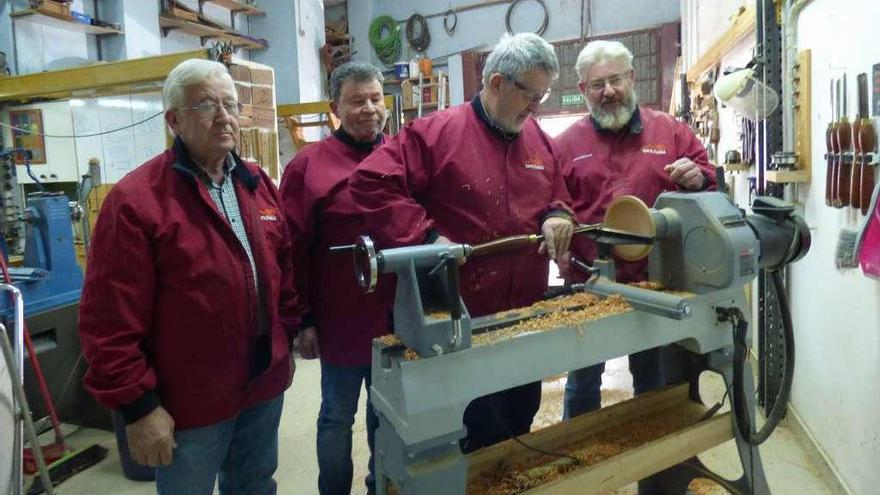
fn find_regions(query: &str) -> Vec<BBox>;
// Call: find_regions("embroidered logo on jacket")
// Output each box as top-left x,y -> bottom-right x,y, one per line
259,208 -> 279,221
641,144 -> 668,155
523,157 -> 545,170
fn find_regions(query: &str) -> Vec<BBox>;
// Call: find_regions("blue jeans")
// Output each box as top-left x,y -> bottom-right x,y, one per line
317,361 -> 378,495
155,394 -> 283,495
563,347 -> 665,419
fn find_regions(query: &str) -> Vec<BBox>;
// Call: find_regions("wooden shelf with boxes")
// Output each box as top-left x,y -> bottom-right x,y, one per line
159,15 -> 266,50
399,76 -> 449,112
11,1 -> 123,36
202,0 -> 264,15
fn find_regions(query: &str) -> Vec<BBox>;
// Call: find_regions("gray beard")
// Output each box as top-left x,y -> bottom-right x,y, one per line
589,91 -> 638,130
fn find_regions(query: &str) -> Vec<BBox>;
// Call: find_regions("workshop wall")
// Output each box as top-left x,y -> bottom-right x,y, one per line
350,0 -> 680,68
682,1 -> 880,493
251,0 -> 325,105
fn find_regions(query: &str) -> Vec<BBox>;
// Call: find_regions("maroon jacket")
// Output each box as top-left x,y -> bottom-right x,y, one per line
79,139 -> 300,429
280,131 -> 394,366
350,98 -> 573,317
555,107 -> 716,283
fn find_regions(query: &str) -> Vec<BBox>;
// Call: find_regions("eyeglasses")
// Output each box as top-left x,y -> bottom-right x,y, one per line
586,72 -> 630,93
179,101 -> 244,117
504,75 -> 552,104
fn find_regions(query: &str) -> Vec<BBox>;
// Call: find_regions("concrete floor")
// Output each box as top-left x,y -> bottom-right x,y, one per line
34,357 -> 837,495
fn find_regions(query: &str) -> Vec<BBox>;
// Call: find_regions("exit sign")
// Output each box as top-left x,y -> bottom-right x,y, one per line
561,93 -> 584,106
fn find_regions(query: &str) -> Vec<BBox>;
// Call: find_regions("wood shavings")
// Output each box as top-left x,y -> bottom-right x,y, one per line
376,334 -> 402,346
629,280 -> 666,290
472,294 -> 632,346
469,411 -> 696,494
375,334 -> 420,360
689,478 -> 727,495
425,311 -> 451,320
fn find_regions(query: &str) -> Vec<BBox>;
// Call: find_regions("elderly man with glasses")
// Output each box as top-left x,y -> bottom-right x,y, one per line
555,40 -> 716,421
79,58 -> 301,495
350,32 -> 575,453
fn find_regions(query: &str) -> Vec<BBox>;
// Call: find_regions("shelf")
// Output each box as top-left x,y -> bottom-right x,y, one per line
159,16 -> 266,50
203,0 -> 264,15
724,163 -> 752,172
766,169 -> 810,183
10,8 -> 123,35
402,103 -> 439,111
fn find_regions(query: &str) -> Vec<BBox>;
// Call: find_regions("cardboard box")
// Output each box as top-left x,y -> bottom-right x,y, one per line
229,64 -> 252,84
250,68 -> 274,86
35,0 -> 71,17
235,82 -> 252,105
251,85 -> 273,108
401,77 -> 438,109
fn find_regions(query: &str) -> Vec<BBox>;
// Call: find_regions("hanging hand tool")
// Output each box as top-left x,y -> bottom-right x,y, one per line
836,73 -> 852,208
850,76 -> 865,209
857,73 -> 876,215
826,79 -> 838,207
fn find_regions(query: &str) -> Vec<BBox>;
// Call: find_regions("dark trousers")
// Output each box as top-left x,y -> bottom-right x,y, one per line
563,347 -> 666,419
460,381 -> 542,453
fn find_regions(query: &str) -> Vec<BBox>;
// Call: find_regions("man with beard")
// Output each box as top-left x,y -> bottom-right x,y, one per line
350,32 -> 575,453
555,40 -> 715,419
280,61 -> 392,495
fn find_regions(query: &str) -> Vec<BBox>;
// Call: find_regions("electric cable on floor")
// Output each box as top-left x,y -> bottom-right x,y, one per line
488,399 -> 583,466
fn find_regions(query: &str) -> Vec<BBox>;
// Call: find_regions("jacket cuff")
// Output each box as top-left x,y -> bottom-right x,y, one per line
540,209 -> 574,227
118,390 -> 160,424
423,228 -> 441,244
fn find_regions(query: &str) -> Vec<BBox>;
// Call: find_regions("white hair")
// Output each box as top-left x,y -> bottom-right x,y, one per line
481,32 -> 559,88
574,40 -> 633,82
162,59 -> 235,110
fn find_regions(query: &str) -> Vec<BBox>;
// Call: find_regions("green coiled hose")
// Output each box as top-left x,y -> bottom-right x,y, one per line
369,15 -> 401,66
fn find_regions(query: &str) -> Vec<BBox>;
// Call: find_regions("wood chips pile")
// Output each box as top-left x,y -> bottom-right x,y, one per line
472,293 -> 632,346
468,411 -> 696,494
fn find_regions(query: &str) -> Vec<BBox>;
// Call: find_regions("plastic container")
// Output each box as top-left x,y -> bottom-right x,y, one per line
393,62 -> 409,79
112,410 -> 156,481
418,57 -> 433,78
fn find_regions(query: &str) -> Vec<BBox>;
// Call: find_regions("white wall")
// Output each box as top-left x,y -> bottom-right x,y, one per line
683,1 -> 880,493
251,0 -> 325,105
352,0 -> 680,65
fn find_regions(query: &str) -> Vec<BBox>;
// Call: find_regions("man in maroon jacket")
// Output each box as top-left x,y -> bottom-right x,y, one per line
555,40 -> 716,419
79,59 -> 300,495
279,61 -> 392,495
350,33 -> 575,453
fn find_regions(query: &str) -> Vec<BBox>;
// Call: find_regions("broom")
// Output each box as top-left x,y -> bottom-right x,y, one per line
0,254 -> 108,495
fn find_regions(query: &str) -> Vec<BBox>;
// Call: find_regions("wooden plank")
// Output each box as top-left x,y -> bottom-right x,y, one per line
277,96 -> 394,118
11,9 -> 123,35
0,50 -> 207,103
524,413 -> 732,494
687,6 -> 756,82
766,170 -> 810,183
794,49 -> 812,182
468,384 -> 693,480
205,0 -> 265,15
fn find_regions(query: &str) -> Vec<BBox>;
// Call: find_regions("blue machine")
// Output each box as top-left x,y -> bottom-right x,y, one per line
2,193 -> 83,317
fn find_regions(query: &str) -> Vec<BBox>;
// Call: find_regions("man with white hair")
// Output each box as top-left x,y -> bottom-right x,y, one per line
350,32 -> 575,452
555,40 -> 715,419
79,58 -> 300,494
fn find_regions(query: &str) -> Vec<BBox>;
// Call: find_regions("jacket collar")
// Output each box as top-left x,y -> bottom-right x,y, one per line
471,94 -> 520,142
171,137 -> 259,191
333,127 -> 384,152
590,106 -> 643,135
